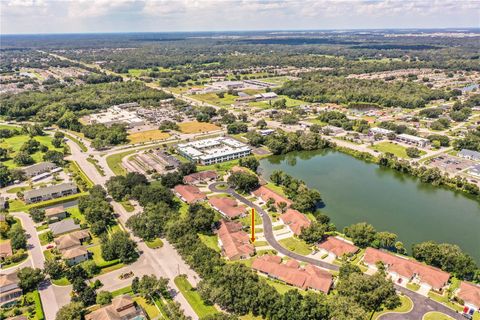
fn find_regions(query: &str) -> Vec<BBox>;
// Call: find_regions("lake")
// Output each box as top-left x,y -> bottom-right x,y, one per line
259,149 -> 480,262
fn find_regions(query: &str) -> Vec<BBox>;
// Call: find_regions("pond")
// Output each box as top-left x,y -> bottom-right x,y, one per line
259,149 -> 480,262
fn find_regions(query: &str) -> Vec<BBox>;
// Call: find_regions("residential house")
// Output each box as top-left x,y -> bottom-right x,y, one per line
85,295 -> 146,320
280,209 -> 311,235
23,182 -> 78,204
252,255 -> 333,294
459,149 -> 480,161
0,240 -> 13,261
62,246 -> 89,265
456,281 -> 480,315
55,230 -> 90,265
0,273 -> 22,306
252,186 -> 292,207
173,185 -> 207,204
317,236 -> 359,259
22,162 -> 57,178
363,247 -> 450,292
183,171 -> 218,185
49,219 -> 81,236
209,196 -> 247,219
216,220 -> 254,260
44,206 -> 67,222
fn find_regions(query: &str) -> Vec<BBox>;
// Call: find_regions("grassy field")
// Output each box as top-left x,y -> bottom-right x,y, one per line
88,244 -> 122,269
0,134 -> 63,168
198,234 -> 220,252
423,312 -> 454,320
174,275 -> 218,318
372,295 -> 413,319
178,121 -> 221,134
127,67 -> 171,77
249,95 -> 305,109
128,129 -> 170,144
278,237 -> 312,255
261,76 -> 295,85
369,142 -> 409,158
106,149 -> 136,176
188,92 -> 238,107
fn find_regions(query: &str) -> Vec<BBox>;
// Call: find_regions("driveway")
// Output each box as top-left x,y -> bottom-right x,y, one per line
209,182 -> 464,320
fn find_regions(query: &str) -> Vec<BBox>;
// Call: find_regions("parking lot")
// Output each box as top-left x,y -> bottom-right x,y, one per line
428,154 -> 475,174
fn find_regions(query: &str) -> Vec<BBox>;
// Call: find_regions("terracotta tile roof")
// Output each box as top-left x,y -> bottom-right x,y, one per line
45,206 -> 65,217
364,247 -> 450,290
317,236 -> 359,257
458,281 -> 480,308
85,295 -> 137,320
252,186 -> 292,207
280,209 -> 311,235
174,184 -> 207,204
252,255 -> 332,293
216,220 -> 254,260
209,196 -> 247,218
183,171 -> 218,184
0,239 -> 13,258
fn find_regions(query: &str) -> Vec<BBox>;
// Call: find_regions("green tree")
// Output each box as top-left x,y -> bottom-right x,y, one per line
101,231 -> 138,263
96,291 -> 113,305
299,222 -> 326,244
17,267 -> 45,292
227,171 -> 259,193
238,156 -> 259,172
8,224 -> 27,250
343,222 -> 377,248
29,208 -> 45,223
55,302 -> 84,320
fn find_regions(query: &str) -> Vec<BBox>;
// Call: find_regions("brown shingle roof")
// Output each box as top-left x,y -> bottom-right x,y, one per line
209,196 -> 246,218
280,209 -> 311,235
458,281 -> 480,308
252,255 -> 332,293
174,184 -> 206,204
85,295 -> 137,320
62,246 -> 88,259
0,239 -> 13,258
364,247 -> 450,290
317,236 -> 359,257
45,206 -> 65,217
54,230 -> 90,251
216,220 -> 254,260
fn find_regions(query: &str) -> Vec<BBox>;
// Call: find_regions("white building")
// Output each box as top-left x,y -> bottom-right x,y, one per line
396,133 -> 429,148
177,137 -> 252,165
370,127 -> 394,136
459,149 -> 480,161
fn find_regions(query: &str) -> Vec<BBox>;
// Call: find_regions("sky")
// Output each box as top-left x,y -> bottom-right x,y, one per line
1,0 -> 479,34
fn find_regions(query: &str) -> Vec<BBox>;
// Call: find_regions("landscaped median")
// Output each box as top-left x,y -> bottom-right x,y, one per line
173,275 -> 219,318
371,294 -> 413,319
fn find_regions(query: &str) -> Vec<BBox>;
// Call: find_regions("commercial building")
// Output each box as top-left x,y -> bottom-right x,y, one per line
252,255 -> 333,294
370,127 -> 394,136
209,196 -> 247,219
85,295 -> 146,320
89,104 -> 144,128
280,209 -> 311,235
23,182 -> 77,204
216,220 -> 254,260
173,185 -> 207,204
459,149 -> 480,161
0,273 -> 22,306
317,236 -> 359,259
363,247 -> 450,291
177,137 -> 251,165
456,281 -> 480,315
396,133 -> 429,148
22,162 -> 57,178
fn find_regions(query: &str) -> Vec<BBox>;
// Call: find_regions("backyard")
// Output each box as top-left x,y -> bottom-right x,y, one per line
174,275 -> 219,318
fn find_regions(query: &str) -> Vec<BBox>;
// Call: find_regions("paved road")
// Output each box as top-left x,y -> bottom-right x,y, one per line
209,182 -> 463,320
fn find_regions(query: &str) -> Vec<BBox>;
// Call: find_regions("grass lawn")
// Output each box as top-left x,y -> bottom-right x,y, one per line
260,76 -> 294,85
239,210 -> 262,228
120,200 -> 135,213
253,240 -> 268,247
88,244 -> 121,268
133,296 -> 160,319
263,277 -> 305,295
428,291 -> 464,313
70,161 -> 94,189
66,206 -> 86,224
198,158 -> 240,174
43,249 -> 55,261
423,312 -> 454,320
106,149 -> 136,176
188,92 -> 238,108
369,142 -> 426,159
0,134 -> 63,168
278,237 -> 312,255
64,133 -> 87,152
372,295 -> 413,319
198,234 -> 220,252
128,129 -> 170,144
178,121 -> 221,134
406,282 -> 420,291
145,238 -> 164,249
264,182 -> 287,198
111,285 -> 133,297
39,232 -> 53,245
174,275 -> 218,318
52,277 -> 70,286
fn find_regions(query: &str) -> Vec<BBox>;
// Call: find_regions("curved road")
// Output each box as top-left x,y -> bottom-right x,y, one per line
209,182 -> 463,320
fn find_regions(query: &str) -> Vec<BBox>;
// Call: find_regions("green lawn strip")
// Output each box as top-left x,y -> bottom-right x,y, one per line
119,200 -> 135,212
198,234 -> 220,252
64,133 -> 87,152
30,290 -> 45,320
174,275 -> 218,318
153,296 -> 171,320
369,141 -> 426,159
66,206 -> 86,224
423,311 -> 455,320
427,291 -> 464,313
86,157 -> 105,176
52,277 -> 70,286
99,263 -> 125,275
371,294 -> 413,319
70,161 -> 94,188
133,296 -> 160,319
406,282 -> 420,291
263,277 -> 306,295
111,285 -> 133,297
106,150 -> 136,176
253,240 -> 268,247
39,232 -> 53,245
43,249 -> 55,261
278,237 -> 312,255
145,238 -> 164,249
264,182 -> 287,198
88,244 -> 122,269
198,158 -> 240,174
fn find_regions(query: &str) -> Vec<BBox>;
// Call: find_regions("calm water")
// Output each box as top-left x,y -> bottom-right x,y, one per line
259,150 -> 480,262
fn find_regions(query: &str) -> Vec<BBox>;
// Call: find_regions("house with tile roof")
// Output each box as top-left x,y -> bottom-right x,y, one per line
252,255 -> 333,294
252,186 -> 292,208
317,236 -> 359,259
216,220 -> 254,260
183,170 -> 218,185
209,196 -> 247,219
173,184 -> 207,204
54,230 -> 90,265
44,206 -> 67,222
280,209 -> 311,235
0,240 -> 13,261
85,295 -> 146,320
456,281 -> 480,314
363,247 -> 450,292
0,273 -> 22,306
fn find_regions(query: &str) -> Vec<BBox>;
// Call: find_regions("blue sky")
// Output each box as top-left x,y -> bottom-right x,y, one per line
1,0 -> 479,34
